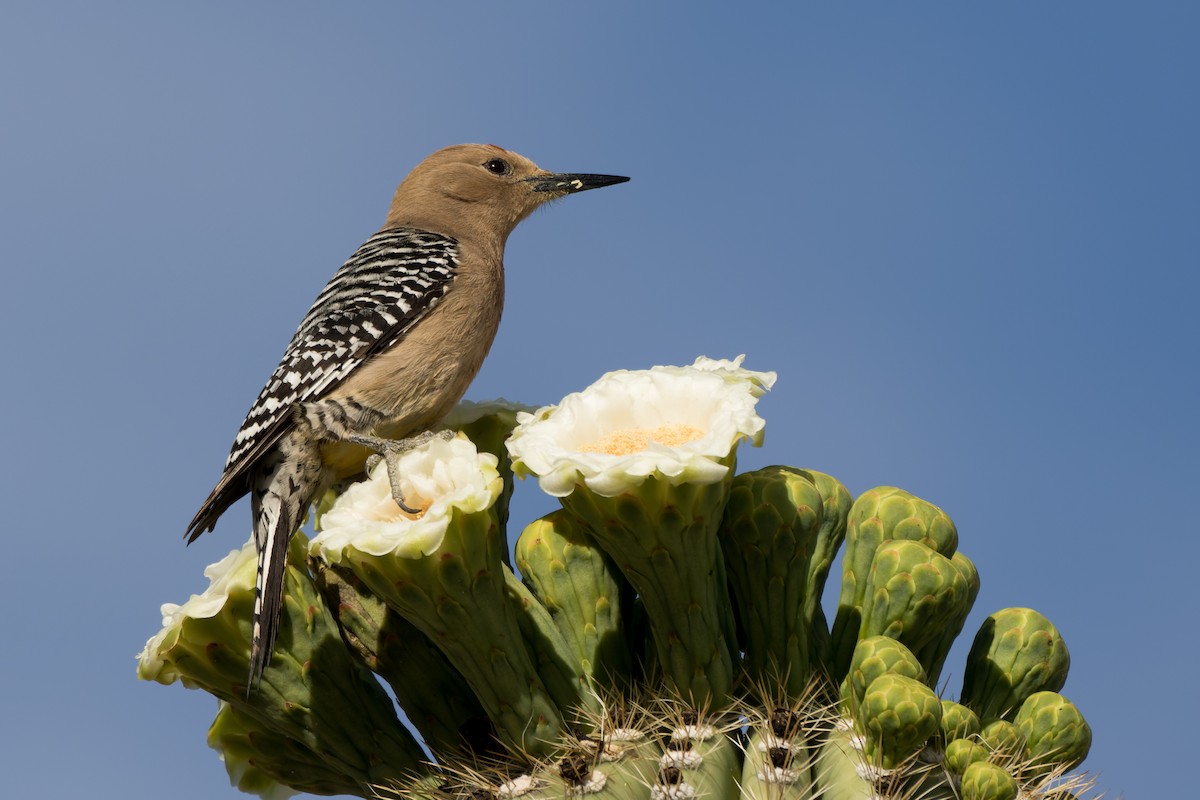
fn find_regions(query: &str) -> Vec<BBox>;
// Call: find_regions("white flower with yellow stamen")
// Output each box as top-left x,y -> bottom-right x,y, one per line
506,355 -> 774,707
310,433 -> 502,561
308,432 -> 567,756
137,538 -> 257,685
507,355 -> 776,498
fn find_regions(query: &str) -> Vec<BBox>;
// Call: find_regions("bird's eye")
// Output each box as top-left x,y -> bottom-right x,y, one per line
483,158 -> 511,176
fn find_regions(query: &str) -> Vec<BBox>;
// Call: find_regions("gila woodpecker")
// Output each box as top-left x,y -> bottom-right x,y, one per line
186,144 -> 628,689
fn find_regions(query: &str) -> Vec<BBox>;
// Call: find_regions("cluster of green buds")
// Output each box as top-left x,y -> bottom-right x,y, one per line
140,357 -> 1097,800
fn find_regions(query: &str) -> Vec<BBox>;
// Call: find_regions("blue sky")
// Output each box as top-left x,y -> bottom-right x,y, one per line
2,3 -> 1195,798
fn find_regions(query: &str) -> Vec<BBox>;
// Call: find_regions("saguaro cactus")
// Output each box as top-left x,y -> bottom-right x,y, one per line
141,358 -> 1099,799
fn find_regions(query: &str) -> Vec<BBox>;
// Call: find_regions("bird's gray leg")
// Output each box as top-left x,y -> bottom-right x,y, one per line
349,429 -> 455,514
297,398 -> 452,515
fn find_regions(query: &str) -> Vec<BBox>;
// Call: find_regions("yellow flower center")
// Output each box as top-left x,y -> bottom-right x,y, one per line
377,498 -> 430,522
578,423 -> 705,456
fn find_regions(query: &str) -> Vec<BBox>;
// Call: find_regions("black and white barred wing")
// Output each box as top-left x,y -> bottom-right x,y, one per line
186,227 -> 459,541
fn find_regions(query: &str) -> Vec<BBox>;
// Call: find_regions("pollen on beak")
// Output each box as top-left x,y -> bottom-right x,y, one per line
525,173 -> 631,194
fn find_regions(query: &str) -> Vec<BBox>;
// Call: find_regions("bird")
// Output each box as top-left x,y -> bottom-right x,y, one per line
186,143 -> 629,690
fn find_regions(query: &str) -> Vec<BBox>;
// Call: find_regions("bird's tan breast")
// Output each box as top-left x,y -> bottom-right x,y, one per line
328,254 -> 504,446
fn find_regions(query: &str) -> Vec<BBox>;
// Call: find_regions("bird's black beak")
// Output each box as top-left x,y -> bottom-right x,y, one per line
526,173 -> 630,194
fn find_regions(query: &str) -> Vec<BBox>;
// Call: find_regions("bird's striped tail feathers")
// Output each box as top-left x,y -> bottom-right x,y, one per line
246,465 -> 305,697
184,476 -> 244,545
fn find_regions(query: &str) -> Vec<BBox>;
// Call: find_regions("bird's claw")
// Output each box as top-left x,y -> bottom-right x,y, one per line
355,430 -> 454,515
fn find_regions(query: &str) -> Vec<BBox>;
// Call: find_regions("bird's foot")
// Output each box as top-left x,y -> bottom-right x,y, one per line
354,430 -> 454,514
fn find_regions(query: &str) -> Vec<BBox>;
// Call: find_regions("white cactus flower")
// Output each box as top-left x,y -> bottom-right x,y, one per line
507,355 -> 776,498
136,537 -> 257,684
440,397 -> 537,429
310,433 -> 502,561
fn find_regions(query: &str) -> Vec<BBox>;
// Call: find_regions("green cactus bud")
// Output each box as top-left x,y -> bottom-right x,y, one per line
515,509 -> 632,687
208,701 -> 363,797
945,738 -> 990,776
840,635 -> 926,716
791,469 -> 853,671
979,720 -> 1023,761
960,761 -> 1019,800
502,566 -> 596,721
856,540 -> 977,682
855,673 -> 943,771
960,608 -> 1071,722
830,487 -> 958,680
719,465 -> 825,697
1014,691 -> 1092,775
940,700 -> 981,743
917,551 -> 980,685
310,559 -> 494,760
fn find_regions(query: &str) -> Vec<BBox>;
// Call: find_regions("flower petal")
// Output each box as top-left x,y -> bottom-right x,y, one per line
507,356 -> 773,498
136,538 -> 258,682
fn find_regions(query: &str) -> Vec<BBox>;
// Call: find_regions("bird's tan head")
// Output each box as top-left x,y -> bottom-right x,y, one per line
384,144 -> 628,244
